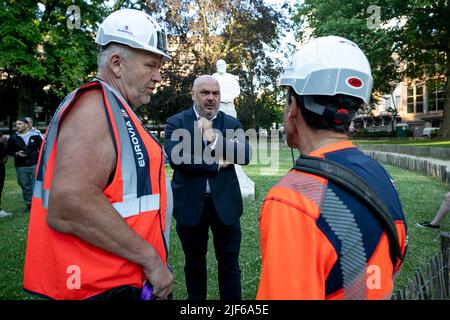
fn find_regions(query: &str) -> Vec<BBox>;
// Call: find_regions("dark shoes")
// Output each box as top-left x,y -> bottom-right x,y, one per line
416,221 -> 440,229
23,203 -> 31,214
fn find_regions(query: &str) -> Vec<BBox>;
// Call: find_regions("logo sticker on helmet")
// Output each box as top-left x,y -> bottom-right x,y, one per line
346,77 -> 363,88
117,26 -> 133,36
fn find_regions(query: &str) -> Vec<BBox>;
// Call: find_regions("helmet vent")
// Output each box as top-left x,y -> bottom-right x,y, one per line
148,34 -> 155,47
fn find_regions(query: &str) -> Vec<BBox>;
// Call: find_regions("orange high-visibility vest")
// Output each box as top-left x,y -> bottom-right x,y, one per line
23,80 -> 168,300
257,141 -> 407,300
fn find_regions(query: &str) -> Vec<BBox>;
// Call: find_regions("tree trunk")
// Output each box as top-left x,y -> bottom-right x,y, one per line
391,93 -> 397,137
441,50 -> 450,138
17,77 -> 36,117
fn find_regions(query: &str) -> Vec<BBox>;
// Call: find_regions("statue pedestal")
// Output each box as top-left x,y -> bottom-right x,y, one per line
219,102 -> 255,200
235,164 -> 255,200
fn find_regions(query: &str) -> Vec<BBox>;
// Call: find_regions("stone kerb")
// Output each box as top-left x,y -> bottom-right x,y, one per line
361,149 -> 450,184
360,144 -> 450,160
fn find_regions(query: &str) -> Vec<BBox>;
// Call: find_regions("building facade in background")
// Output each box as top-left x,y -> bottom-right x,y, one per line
353,77 -> 445,138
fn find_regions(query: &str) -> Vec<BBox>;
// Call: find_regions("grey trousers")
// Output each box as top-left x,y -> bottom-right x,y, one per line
15,165 -> 36,207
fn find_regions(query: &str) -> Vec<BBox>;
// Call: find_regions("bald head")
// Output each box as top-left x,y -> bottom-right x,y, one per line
192,75 -> 221,119
192,75 -> 219,92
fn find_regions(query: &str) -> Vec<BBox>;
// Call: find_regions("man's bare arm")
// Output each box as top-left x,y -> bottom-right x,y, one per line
47,89 -> 172,298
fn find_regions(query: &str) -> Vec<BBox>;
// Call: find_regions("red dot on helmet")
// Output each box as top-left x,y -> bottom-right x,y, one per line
337,108 -> 349,114
347,77 -> 363,88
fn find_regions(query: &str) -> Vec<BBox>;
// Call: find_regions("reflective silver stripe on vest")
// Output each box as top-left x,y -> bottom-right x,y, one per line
33,81 -> 160,218
320,187 -> 368,300
112,194 -> 160,218
33,90 -> 77,208
33,180 -> 50,208
102,86 -> 139,199
42,91 -> 77,169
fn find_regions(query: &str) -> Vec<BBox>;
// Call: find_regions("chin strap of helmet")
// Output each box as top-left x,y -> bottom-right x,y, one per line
291,147 -> 295,167
303,95 -> 355,125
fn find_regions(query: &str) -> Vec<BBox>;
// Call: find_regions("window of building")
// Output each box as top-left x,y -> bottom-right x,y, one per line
407,87 -> 414,113
385,98 -> 391,110
431,120 -> 440,127
416,86 -> 423,113
427,78 -> 446,112
407,84 -> 426,113
395,96 -> 401,111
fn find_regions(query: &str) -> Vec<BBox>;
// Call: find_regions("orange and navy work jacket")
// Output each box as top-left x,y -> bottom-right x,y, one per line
257,141 -> 407,300
23,80 -> 167,300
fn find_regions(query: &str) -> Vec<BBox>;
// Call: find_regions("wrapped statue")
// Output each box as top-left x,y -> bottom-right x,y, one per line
212,59 -> 240,118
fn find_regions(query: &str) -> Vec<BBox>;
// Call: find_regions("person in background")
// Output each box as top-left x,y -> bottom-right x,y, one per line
6,118 -> 42,213
164,75 -> 252,300
0,131 -> 12,218
416,192 -> 450,229
25,117 -> 44,138
257,36 -> 407,300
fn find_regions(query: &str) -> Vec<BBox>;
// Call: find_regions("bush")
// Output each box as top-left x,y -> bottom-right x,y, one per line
352,130 -> 394,138
430,129 -> 440,138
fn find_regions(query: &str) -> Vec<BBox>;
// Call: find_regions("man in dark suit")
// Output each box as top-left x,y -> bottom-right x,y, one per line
164,75 -> 252,300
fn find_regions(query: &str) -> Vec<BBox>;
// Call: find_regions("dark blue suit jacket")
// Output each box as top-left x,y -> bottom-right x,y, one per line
164,107 -> 252,226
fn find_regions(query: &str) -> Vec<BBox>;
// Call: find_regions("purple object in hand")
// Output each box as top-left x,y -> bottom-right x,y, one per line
141,282 -> 154,300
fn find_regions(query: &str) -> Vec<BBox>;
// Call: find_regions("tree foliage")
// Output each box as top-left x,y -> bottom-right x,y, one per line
0,0 -> 108,119
1,0 -> 287,130
390,0 -> 450,137
293,0 -> 450,137
294,0 -> 403,102
143,0 -> 287,129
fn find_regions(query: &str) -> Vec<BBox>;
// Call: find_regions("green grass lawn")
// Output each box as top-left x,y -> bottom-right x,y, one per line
0,144 -> 448,299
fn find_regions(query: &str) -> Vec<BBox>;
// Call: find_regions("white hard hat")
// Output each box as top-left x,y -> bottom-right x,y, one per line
95,9 -> 170,60
280,36 -> 373,105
